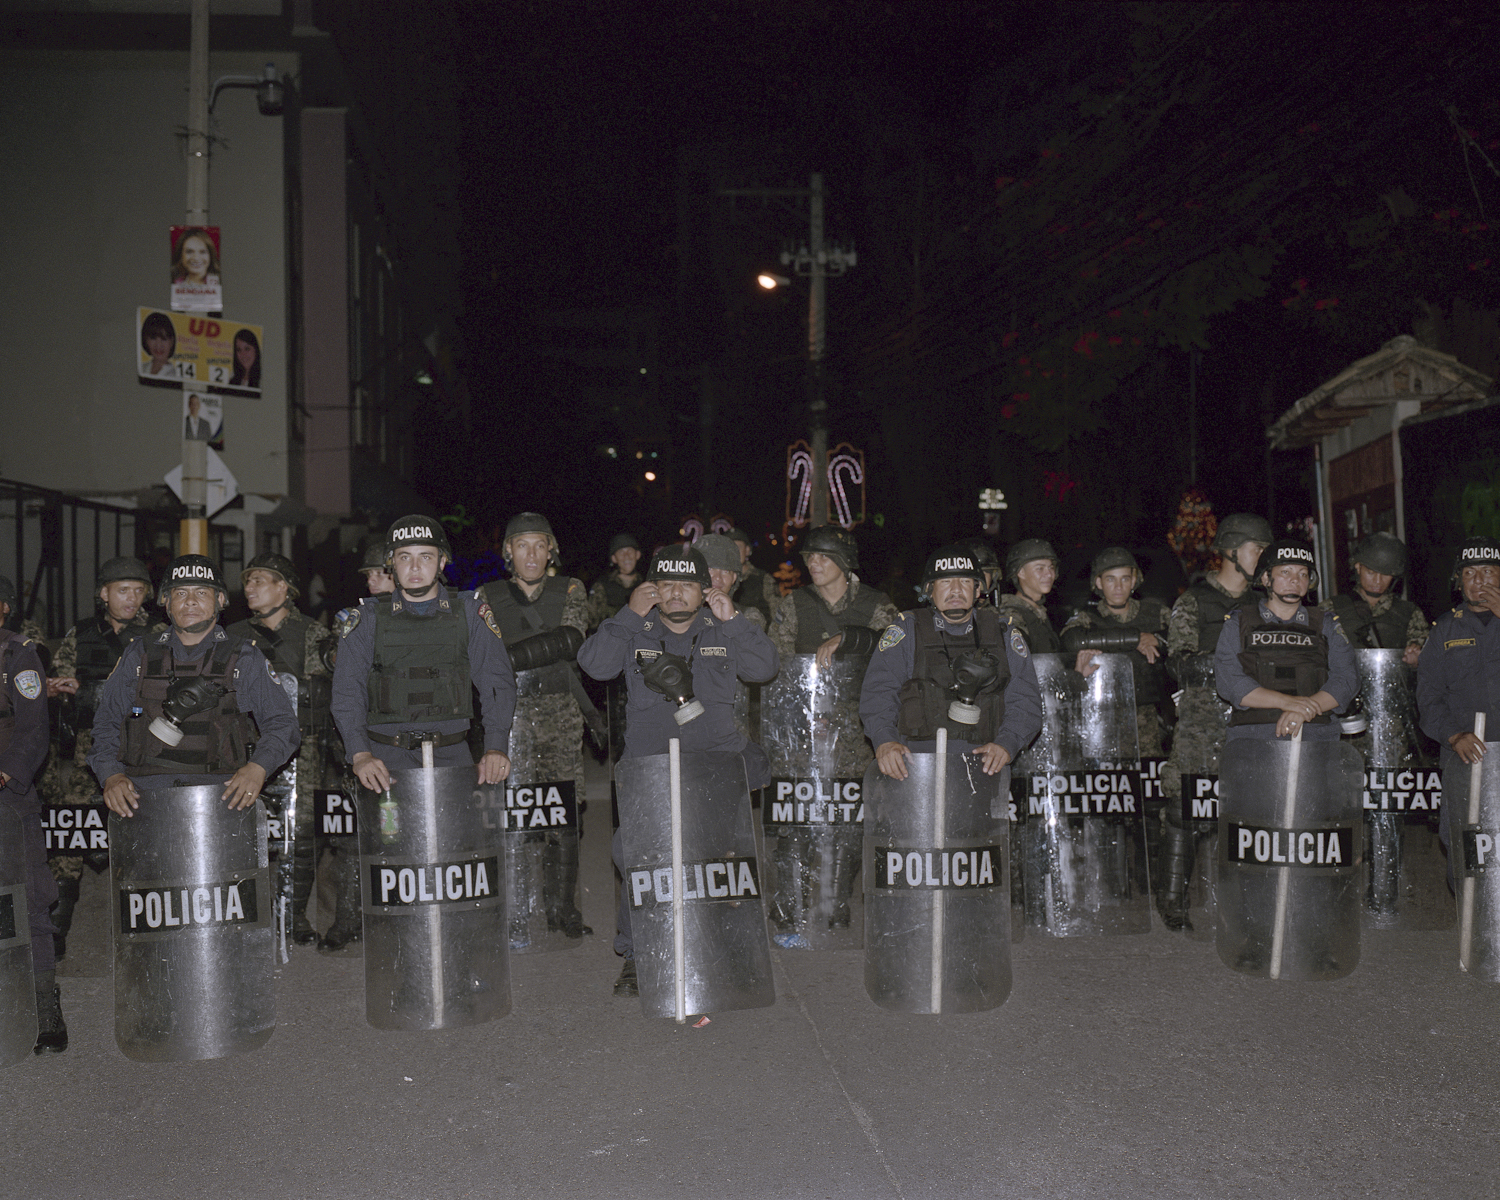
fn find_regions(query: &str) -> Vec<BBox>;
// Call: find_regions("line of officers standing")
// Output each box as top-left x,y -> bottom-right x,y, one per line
8,508 -> 1497,1052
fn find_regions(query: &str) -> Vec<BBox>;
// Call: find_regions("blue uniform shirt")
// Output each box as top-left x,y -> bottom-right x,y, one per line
1417,604 -> 1500,770
1215,601 -> 1358,742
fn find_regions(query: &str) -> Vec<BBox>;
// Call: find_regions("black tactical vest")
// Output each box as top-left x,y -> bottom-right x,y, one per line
897,610 -> 1011,743
229,612 -> 331,733
0,630 -> 24,754
999,596 -> 1060,653
1329,592 -> 1415,651
1230,605 -> 1331,726
734,567 -> 773,625
483,576 -> 569,642
1190,579 -> 1256,654
790,584 -> 889,654
601,572 -> 638,616
1088,597 -> 1169,706
121,634 -> 259,775
365,591 -> 473,725
73,615 -> 152,725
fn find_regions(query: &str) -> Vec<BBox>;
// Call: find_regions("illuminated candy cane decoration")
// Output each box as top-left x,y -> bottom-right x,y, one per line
827,448 -> 864,530
709,514 -> 734,535
786,444 -> 813,528
678,515 -> 704,544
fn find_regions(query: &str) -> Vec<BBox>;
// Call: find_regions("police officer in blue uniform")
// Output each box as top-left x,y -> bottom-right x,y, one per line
1213,540 -> 1359,742
1417,536 -> 1500,872
577,543 -> 780,995
859,545 -> 1042,781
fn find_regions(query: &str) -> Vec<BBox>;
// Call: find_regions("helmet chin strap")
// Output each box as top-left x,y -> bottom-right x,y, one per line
939,605 -> 974,623
659,603 -> 701,628
403,579 -> 441,600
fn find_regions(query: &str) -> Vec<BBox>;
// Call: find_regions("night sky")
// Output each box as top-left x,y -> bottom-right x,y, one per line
326,1 -> 1500,597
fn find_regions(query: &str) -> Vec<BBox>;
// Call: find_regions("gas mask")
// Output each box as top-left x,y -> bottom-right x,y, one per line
948,649 -> 1000,726
641,652 -> 704,725
149,676 -> 227,747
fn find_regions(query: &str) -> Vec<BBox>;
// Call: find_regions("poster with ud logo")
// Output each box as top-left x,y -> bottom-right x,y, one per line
137,308 -> 262,396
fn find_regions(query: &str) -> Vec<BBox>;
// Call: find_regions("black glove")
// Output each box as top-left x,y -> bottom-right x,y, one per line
508,626 -> 585,672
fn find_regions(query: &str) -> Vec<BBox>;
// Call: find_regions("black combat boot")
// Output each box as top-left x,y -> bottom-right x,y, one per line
318,844 -> 363,952
543,835 -> 592,938
827,840 -> 861,930
34,970 -> 67,1055
613,957 -> 638,997
290,832 -> 318,945
1159,820 -> 1195,932
51,876 -> 81,960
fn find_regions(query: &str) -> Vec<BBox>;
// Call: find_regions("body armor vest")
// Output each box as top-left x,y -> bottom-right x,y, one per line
121,634 -> 259,775
483,577 -> 572,696
1189,579 -> 1256,654
601,572 -> 638,616
1230,606 -> 1331,726
0,630 -> 24,755
999,596 -> 1059,653
73,615 -> 151,725
734,568 -> 773,624
897,610 -> 1011,743
1089,597 -> 1169,706
230,612 -> 330,733
790,584 -> 889,654
365,591 -> 473,725
1329,592 -> 1415,651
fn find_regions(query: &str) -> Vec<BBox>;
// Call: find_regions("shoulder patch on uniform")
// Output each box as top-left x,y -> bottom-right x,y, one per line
1009,627 -> 1029,658
477,600 -> 504,640
335,606 -> 361,639
14,669 -> 40,700
568,580 -> 584,596
877,623 -> 905,651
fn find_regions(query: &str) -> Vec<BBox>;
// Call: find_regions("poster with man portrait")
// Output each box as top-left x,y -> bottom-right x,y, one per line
170,225 -> 222,312
183,391 -> 224,449
136,309 -> 262,396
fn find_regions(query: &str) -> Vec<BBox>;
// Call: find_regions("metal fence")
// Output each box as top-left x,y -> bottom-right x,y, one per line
0,479 -> 177,639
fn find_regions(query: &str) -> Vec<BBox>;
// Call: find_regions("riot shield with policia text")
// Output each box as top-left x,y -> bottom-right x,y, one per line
356,757 -> 510,1030
865,735 -> 1011,1013
0,805 -> 37,1068
1017,653 -> 1151,936
761,653 -> 870,950
1216,735 -> 1363,981
616,746 -> 774,1021
110,785 -> 275,1061
1447,716 -> 1500,981
1163,651 -> 1226,942
1354,649 -> 1449,930
261,671 -> 298,960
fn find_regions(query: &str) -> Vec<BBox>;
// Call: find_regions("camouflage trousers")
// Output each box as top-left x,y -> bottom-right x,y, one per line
1135,705 -> 1165,759
1159,688 -> 1229,802
40,728 -> 104,882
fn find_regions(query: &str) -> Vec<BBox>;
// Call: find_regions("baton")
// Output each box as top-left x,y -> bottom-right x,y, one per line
421,738 -> 445,1023
1460,712 -> 1487,974
931,727 -> 947,1013
669,737 -> 687,1023
1269,725 -> 1303,980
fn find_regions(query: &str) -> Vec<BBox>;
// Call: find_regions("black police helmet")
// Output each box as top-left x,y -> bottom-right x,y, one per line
385,514 -> 452,563
922,544 -> 987,588
1453,536 -> 1500,582
241,552 -> 300,599
1254,540 -> 1318,590
647,544 -> 711,587
608,532 -> 640,556
1004,538 -> 1059,581
1350,532 -> 1407,579
96,556 -> 151,590
801,524 -> 859,574
158,554 -> 228,607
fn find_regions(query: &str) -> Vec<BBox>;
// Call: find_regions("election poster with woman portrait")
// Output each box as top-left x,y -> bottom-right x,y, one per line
136,309 -> 263,396
170,225 -> 223,312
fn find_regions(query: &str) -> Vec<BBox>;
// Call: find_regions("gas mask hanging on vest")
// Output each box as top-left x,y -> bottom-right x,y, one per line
149,676 -> 228,747
948,649 -> 1000,726
641,652 -> 704,725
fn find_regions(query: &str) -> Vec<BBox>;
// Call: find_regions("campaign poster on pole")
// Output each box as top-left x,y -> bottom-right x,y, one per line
183,391 -> 224,450
170,225 -> 222,312
136,309 -> 262,396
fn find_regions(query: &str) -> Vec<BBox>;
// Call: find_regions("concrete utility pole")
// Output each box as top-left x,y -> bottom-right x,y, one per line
179,0 -> 211,556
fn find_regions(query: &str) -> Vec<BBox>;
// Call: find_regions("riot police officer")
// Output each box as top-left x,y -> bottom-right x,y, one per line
1323,532 -> 1428,665
997,539 -> 1061,652
226,553 -> 336,946
40,556 -> 154,958
479,512 -> 595,940
331,515 -> 516,791
578,544 -> 780,995
587,533 -> 643,629
0,575 -> 65,1052
729,527 -> 778,626
1159,513 -> 1269,928
1061,547 -> 1170,755
1214,540 -> 1359,741
358,542 -> 395,597
861,545 -> 1042,780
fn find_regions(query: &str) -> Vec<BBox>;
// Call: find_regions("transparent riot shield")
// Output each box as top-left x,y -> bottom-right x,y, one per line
998,778 -> 1025,944
760,654 -> 870,950
864,751 -> 1010,1013
1216,738 -> 1364,981
0,806 -> 37,1067
1354,650 -> 1449,930
110,786 -> 274,1061
356,764 -> 509,1031
617,748 -> 774,1020
1018,653 -> 1150,936
261,672 -> 298,959
1163,652 -> 1230,940
1446,743 -> 1500,981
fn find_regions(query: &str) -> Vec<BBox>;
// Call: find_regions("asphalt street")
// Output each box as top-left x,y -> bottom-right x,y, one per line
5,757 -> 1498,1200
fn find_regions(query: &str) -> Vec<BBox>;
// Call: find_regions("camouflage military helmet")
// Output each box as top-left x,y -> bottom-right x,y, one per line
96,556 -> 151,589
1350,532 -> 1407,578
504,512 -> 560,564
0,576 -> 15,608
646,544 -> 711,587
241,552 -> 300,598
1212,513 -> 1274,555
158,554 -> 228,606
1004,538 -> 1059,581
1254,540 -> 1318,588
386,514 -> 451,561
696,533 -> 742,579
1090,546 -> 1139,582
608,532 -> 640,556
922,544 -> 986,587
801,524 -> 859,574
727,527 -> 753,548
359,543 -> 389,573
1453,536 -> 1500,581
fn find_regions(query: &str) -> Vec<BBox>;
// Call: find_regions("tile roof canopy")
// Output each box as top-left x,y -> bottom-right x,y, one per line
1266,335 -> 1492,449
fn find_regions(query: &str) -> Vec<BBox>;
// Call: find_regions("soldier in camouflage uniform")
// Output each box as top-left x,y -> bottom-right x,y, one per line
729,527 -> 779,626
227,553 -> 336,946
479,513 -> 597,940
997,539 -> 1062,652
965,539 -> 1001,605
586,533 -> 644,630
1321,532 -> 1428,664
1060,547 -> 1171,756
1158,513 -> 1271,929
765,526 -> 898,942
38,557 -> 155,957
358,541 -> 395,596
699,533 -> 766,746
